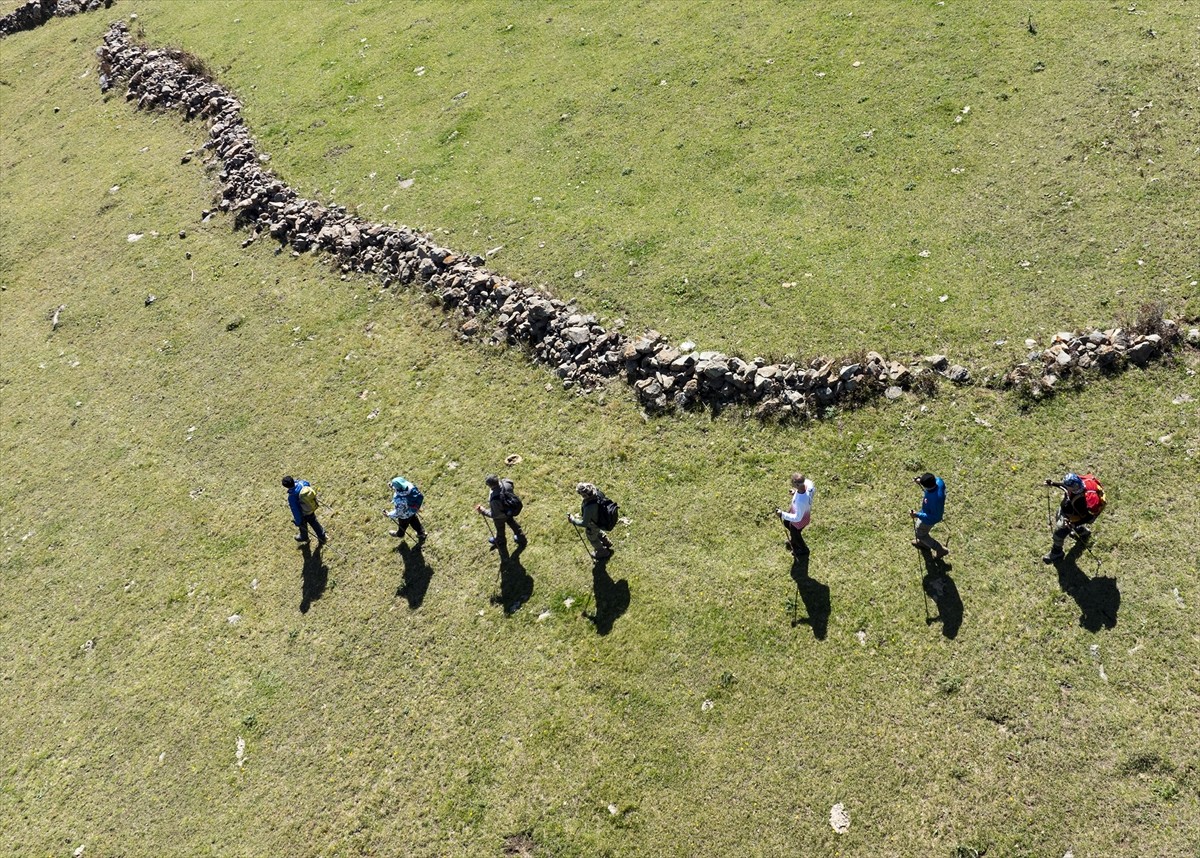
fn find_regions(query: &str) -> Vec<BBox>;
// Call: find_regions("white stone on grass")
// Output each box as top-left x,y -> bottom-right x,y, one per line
830,802 -> 850,834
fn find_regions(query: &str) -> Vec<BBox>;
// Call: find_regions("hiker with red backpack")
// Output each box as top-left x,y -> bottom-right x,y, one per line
475,474 -> 526,553
569,482 -> 617,560
1042,472 -> 1105,564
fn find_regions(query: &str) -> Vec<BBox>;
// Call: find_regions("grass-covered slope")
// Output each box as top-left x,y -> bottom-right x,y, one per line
1,5 -> 1198,858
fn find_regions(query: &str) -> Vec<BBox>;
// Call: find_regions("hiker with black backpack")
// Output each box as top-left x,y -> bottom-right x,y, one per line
475,474 -> 526,553
282,475 -> 326,547
569,482 -> 617,560
1042,472 -> 1105,564
384,476 -> 426,543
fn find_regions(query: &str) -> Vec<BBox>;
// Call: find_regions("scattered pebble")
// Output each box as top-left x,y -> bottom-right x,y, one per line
855,630 -> 867,645
1172,393 -> 1194,405
236,736 -> 246,768
938,294 -> 949,302
830,802 -> 851,834
251,578 -> 259,591
413,66 -> 425,76
701,699 -> 714,712
74,846 -> 85,858
227,613 -> 241,625
127,233 -> 143,242
918,249 -> 930,258
1173,588 -> 1185,607
574,270 -> 584,278
563,597 -> 575,608
536,610 -> 552,622
607,803 -> 619,815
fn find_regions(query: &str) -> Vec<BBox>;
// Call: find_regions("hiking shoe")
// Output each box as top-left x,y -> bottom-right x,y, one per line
910,539 -> 925,550
1042,548 -> 1065,564
416,531 -> 427,543
935,548 -> 950,560
389,530 -> 402,537
317,538 -> 327,547
488,537 -> 502,551
294,534 -> 307,543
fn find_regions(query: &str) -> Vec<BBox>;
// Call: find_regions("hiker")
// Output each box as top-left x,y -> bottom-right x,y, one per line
384,476 -> 426,542
282,475 -> 326,546
1043,472 -> 1104,564
474,474 -> 526,552
776,472 -> 815,555
568,482 -> 615,560
910,472 -> 948,559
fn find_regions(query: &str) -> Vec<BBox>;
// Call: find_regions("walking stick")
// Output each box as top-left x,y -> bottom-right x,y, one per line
571,519 -> 596,561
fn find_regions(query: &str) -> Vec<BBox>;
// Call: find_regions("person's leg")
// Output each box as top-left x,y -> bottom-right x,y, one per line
915,522 -> 945,555
412,514 -> 426,539
588,525 -> 613,557
391,517 -> 410,538
509,516 -> 526,545
492,517 -> 508,550
790,523 -> 809,555
308,514 -> 326,545
1044,514 -> 1070,562
296,517 -> 310,541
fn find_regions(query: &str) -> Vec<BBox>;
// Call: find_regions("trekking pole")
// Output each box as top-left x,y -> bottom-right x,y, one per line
1044,485 -> 1054,534
570,518 -> 595,561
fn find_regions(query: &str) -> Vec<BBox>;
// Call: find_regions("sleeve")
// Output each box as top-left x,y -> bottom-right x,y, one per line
288,491 -> 302,524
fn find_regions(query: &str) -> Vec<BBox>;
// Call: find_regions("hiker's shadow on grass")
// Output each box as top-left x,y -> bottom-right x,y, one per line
1055,544 -> 1120,632
300,543 -> 328,614
921,553 -> 962,640
396,542 -> 433,609
586,558 -> 630,636
491,545 -> 534,615
790,551 -> 830,641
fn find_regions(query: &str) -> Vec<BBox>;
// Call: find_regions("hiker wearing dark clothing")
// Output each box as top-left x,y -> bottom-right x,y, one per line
569,482 -> 613,559
1043,472 -> 1104,563
283,475 -> 326,546
910,472 -> 948,558
475,474 -> 525,552
385,476 -> 426,542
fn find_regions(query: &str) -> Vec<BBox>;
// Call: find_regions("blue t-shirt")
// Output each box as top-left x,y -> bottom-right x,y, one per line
916,477 -> 945,525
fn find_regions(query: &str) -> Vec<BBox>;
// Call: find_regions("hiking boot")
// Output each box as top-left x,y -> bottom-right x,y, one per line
935,548 -> 950,560
1042,548 -> 1065,564
389,530 -> 402,537
488,537 -> 501,551
910,539 -> 926,550
294,534 -> 307,543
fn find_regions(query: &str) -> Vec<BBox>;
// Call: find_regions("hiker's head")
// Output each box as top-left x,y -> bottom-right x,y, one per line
485,474 -> 500,488
281,476 -> 295,489
790,472 -> 806,489
390,477 -> 408,492
576,482 -> 597,498
917,473 -> 937,490
1062,473 -> 1084,494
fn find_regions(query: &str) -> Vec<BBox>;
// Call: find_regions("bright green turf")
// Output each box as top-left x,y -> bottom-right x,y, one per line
1,5 -> 1198,858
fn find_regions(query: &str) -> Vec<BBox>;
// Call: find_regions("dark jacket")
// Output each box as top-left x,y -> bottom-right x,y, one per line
1061,491 -> 1094,525
484,478 -> 517,521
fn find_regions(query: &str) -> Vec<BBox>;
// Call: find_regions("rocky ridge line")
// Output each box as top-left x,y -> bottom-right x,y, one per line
95,22 -> 1195,420
0,0 -> 111,38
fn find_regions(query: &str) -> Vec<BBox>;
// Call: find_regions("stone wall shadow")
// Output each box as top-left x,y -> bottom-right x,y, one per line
790,551 -> 830,640
586,558 -> 630,636
396,542 -> 433,609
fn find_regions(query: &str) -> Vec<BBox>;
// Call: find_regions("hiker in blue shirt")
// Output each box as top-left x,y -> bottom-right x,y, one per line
909,472 -> 948,559
282,475 -> 326,546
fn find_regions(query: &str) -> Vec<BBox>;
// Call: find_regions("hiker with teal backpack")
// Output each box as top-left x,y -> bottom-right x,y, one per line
475,474 -> 526,553
283,475 -> 326,546
1043,472 -> 1105,564
569,482 -> 617,560
384,476 -> 426,543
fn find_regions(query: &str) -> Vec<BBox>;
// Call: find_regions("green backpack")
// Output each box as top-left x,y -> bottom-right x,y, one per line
297,484 -> 320,515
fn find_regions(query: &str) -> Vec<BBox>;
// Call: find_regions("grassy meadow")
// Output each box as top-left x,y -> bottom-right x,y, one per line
1,3 -> 1199,857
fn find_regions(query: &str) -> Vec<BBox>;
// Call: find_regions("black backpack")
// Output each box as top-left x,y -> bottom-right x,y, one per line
595,494 -> 619,531
500,486 -> 523,517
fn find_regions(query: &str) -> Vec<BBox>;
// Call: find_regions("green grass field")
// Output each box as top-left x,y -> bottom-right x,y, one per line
2,4 -> 1198,857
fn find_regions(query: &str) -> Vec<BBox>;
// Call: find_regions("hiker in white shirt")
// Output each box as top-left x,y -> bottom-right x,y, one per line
776,472 -> 815,556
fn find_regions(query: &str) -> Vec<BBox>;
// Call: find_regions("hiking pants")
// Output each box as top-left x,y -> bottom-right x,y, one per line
392,514 -> 425,540
1051,513 -> 1089,550
585,524 -> 613,556
494,515 -> 524,549
299,513 -> 326,544
781,518 -> 808,554
914,521 -> 945,554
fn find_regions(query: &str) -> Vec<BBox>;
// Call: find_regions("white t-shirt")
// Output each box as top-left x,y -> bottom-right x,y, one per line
782,479 -> 815,528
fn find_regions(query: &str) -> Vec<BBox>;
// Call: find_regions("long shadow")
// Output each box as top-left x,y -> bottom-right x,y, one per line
921,553 -> 962,640
790,550 -> 830,640
1054,542 -> 1120,632
396,542 -> 434,609
491,545 -> 534,615
585,558 -> 630,636
300,543 -> 328,614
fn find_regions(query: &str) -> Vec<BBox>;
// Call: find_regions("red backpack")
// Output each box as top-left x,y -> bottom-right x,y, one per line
1081,473 -> 1106,517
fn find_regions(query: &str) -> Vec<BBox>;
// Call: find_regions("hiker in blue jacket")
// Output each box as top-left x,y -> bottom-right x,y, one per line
282,475 -> 326,546
909,472 -> 948,558
384,476 -> 426,542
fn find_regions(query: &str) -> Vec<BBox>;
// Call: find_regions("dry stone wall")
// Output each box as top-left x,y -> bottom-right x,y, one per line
87,21 -> 1199,420
0,0 -> 110,37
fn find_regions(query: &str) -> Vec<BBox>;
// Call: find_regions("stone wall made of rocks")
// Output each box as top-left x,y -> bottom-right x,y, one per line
94,22 -> 1194,421
0,0 -> 111,38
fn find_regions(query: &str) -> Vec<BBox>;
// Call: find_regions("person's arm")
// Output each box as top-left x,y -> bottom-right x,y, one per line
780,492 -> 801,523
288,491 -> 303,525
